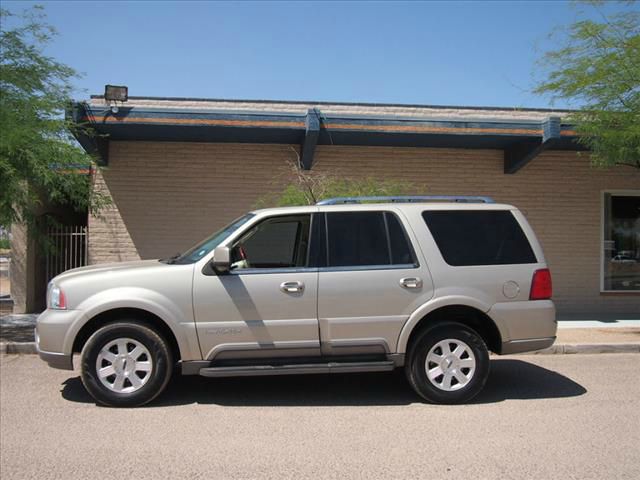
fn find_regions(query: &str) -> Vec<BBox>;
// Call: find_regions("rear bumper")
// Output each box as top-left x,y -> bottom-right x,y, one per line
488,299 -> 557,354
500,336 -> 556,355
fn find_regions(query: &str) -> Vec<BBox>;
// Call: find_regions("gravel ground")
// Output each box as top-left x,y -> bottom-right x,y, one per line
1,353 -> 639,479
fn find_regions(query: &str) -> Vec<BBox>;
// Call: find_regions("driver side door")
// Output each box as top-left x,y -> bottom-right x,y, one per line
192,213 -> 320,362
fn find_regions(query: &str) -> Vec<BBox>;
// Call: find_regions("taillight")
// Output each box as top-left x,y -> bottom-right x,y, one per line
530,268 -> 552,300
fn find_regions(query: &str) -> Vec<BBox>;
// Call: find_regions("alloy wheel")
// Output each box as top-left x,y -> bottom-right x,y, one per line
95,338 -> 153,393
425,338 -> 476,391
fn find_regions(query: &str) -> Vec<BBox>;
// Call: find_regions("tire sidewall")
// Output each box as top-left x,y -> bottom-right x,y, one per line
408,323 -> 490,404
81,322 -> 172,407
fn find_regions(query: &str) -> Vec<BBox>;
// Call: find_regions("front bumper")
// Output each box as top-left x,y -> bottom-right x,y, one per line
35,309 -> 82,371
35,329 -> 74,370
38,349 -> 74,370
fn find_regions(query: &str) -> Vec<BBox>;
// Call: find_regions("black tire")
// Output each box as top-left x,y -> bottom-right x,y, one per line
80,322 -> 173,407
406,322 -> 489,404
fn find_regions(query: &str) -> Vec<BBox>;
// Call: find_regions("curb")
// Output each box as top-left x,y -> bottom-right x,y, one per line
1,342 -> 37,354
2,342 -> 640,356
529,343 -> 640,355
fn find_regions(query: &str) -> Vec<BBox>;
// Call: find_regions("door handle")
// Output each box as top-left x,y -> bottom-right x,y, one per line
400,277 -> 422,289
280,281 -> 304,293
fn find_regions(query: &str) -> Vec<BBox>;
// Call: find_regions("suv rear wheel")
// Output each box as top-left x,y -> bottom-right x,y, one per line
406,322 -> 489,404
80,322 -> 173,407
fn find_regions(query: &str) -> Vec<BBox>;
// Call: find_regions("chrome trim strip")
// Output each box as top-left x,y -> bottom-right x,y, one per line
318,264 -> 419,273
205,340 -> 320,360
509,336 -> 555,344
230,267 -> 318,275
327,338 -> 391,353
228,264 -> 420,274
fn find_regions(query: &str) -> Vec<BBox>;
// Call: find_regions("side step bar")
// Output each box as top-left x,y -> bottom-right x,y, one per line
199,361 -> 395,378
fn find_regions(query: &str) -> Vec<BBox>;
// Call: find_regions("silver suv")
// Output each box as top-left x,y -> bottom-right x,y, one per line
36,196 -> 556,407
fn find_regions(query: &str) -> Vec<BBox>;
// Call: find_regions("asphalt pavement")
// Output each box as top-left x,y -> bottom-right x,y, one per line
1,353 -> 639,479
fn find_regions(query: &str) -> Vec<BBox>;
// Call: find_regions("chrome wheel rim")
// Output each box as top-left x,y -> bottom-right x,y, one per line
96,338 -> 153,393
425,339 -> 476,392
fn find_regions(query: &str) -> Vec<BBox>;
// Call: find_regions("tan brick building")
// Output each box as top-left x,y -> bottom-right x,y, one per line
11,95 -> 640,316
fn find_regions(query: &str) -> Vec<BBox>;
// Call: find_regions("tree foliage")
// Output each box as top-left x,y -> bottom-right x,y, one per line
534,1 -> 640,168
256,159 -> 424,207
0,6 -> 106,231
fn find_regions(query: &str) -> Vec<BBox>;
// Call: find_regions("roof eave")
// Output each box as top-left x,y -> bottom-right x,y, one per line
70,102 -> 583,173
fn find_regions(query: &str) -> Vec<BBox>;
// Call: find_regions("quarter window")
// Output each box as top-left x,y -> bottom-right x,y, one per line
326,211 -> 416,268
422,210 -> 536,266
387,212 -> 415,265
602,192 -> 640,291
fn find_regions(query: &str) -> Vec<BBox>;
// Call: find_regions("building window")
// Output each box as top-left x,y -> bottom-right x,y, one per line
602,192 -> 640,291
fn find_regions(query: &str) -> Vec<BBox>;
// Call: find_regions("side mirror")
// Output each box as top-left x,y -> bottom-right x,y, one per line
212,246 -> 231,274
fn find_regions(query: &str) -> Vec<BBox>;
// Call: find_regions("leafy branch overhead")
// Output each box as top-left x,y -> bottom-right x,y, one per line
534,1 -> 640,168
0,6 -> 108,231
256,157 -> 424,208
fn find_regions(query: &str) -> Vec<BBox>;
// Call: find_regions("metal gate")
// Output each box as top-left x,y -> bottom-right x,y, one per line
45,225 -> 88,283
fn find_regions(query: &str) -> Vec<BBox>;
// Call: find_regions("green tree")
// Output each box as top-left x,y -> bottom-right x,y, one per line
534,1 -> 640,168
0,6 -> 106,232
256,159 -> 424,207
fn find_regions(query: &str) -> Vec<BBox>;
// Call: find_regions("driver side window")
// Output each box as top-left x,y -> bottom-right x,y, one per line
231,214 -> 311,270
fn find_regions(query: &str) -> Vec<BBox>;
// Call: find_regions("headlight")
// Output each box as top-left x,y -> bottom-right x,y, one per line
47,283 -> 67,310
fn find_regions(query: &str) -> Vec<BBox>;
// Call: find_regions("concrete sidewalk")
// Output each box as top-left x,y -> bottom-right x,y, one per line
1,313 -> 639,355
537,326 -> 640,354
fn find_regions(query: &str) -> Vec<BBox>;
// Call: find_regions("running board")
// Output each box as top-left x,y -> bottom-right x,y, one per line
198,361 -> 395,378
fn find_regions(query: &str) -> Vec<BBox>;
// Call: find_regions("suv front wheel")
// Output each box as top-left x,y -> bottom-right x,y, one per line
80,322 -> 173,407
406,322 -> 489,404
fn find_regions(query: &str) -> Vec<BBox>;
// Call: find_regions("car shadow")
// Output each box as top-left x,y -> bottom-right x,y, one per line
60,358 -> 586,407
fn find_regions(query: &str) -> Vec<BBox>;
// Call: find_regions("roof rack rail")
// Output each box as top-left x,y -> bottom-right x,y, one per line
316,195 -> 495,206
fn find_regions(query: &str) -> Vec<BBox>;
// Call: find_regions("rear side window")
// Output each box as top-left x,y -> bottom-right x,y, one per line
422,210 -> 536,266
326,211 -> 416,268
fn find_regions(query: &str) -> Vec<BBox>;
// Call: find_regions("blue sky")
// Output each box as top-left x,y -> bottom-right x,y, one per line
2,1 -> 635,108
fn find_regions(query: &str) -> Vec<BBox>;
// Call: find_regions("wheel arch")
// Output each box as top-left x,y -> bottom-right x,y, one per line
397,302 -> 504,355
72,307 -> 182,363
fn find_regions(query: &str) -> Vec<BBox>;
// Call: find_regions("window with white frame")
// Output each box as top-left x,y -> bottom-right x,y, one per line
602,192 -> 640,291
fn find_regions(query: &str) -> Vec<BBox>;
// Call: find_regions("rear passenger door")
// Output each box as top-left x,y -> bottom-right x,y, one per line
317,209 -> 434,357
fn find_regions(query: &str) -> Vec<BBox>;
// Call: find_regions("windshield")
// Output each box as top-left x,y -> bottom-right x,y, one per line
166,213 -> 255,264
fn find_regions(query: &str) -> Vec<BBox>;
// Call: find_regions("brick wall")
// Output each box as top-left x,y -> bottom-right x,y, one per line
89,142 -> 297,262
90,141 -> 640,316
89,168 -> 141,264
